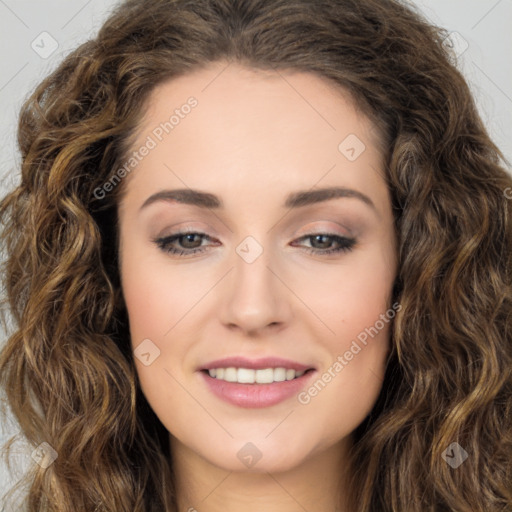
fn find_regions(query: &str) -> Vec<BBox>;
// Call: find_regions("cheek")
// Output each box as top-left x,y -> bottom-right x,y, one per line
120,253 -> 201,420
293,244 -> 395,408
334,262 -> 394,347
120,243 -> 222,405
296,243 -> 396,348
120,242 -> 213,344
122,272 -> 179,338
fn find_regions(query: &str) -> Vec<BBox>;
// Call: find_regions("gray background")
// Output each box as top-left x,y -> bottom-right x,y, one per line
0,0 -> 511,504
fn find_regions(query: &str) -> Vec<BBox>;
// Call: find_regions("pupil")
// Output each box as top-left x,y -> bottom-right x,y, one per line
182,234 -> 200,248
313,235 -> 331,248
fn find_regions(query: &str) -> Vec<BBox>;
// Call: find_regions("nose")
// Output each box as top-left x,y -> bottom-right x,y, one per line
218,243 -> 292,336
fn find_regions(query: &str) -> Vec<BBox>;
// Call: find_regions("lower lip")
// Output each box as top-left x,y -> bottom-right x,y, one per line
200,370 -> 316,408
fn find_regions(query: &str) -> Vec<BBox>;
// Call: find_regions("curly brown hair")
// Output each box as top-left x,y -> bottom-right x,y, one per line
1,0 -> 511,510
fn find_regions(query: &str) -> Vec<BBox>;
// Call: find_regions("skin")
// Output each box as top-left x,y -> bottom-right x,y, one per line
117,61 -> 398,512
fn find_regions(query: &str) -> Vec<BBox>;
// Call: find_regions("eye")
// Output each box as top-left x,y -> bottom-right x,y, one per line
291,233 -> 357,255
153,231 -> 216,256
153,230 -> 356,257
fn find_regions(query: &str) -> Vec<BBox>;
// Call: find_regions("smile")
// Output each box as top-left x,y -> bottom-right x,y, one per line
205,367 -> 306,384
200,368 -> 316,408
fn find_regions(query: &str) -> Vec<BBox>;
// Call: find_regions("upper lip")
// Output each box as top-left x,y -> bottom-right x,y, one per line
200,356 -> 314,372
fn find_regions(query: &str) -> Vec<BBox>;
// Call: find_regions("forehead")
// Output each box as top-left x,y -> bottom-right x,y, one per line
136,61 -> 381,146
119,62 -> 388,212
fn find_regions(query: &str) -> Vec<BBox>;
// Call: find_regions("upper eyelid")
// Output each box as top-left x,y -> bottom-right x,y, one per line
158,220 -> 353,238
156,230 -> 353,245
159,229 -> 350,238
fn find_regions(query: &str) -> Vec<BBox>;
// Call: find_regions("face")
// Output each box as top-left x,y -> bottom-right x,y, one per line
117,61 -> 398,474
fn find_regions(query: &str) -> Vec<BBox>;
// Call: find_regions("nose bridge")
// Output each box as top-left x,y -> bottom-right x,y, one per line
219,235 -> 289,332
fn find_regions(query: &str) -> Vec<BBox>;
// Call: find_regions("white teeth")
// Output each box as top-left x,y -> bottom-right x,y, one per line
224,367 -> 237,382
256,368 -> 274,384
273,367 -> 286,382
207,367 -> 308,384
286,369 -> 295,380
237,368 -> 255,383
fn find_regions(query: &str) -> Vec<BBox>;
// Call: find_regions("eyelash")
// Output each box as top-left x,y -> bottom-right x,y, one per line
153,231 -> 357,257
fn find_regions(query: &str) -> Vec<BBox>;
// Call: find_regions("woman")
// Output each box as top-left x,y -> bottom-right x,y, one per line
1,0 -> 511,510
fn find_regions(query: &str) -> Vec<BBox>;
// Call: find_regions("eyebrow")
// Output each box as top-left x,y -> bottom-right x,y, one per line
139,186 -> 377,213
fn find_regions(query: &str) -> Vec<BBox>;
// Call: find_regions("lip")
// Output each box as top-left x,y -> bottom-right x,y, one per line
199,366 -> 317,409
200,356 -> 314,372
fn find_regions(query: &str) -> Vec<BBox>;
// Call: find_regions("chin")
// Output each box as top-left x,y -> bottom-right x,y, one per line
214,451 -> 308,474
